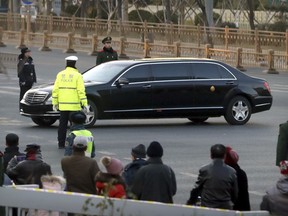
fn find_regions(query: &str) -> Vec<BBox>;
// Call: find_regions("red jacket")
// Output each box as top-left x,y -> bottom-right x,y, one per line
95,171 -> 126,198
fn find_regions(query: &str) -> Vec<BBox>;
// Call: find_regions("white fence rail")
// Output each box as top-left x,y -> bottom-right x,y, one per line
0,187 -> 269,216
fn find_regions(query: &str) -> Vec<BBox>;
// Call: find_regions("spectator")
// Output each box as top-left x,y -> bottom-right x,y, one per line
186,144 -> 238,210
29,175 -> 66,216
64,111 -> 95,158
0,151 -> 3,186
96,36 -> 118,65
95,156 -> 126,198
6,144 -> 52,187
131,141 -> 177,203
260,160 -> 288,215
122,144 -> 148,196
276,121 -> 288,166
61,136 -> 100,194
52,56 -> 88,149
17,47 -> 37,102
224,146 -> 251,211
0,151 -> 5,216
2,133 -> 25,172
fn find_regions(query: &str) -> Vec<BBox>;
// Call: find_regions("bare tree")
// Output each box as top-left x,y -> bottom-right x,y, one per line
247,0 -> 256,29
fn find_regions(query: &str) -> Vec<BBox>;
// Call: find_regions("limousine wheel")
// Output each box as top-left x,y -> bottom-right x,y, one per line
188,117 -> 208,123
224,96 -> 251,125
31,117 -> 57,127
84,99 -> 98,128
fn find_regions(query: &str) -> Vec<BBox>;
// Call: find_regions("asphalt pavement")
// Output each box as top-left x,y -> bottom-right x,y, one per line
1,44 -> 288,211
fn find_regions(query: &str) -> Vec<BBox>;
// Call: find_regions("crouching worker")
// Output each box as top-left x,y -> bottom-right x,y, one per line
64,111 -> 95,158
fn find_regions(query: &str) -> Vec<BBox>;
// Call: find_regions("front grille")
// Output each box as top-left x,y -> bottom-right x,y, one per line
24,92 -> 49,104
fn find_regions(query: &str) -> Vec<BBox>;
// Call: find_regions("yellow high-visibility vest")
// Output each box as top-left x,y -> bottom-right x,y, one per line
52,67 -> 87,111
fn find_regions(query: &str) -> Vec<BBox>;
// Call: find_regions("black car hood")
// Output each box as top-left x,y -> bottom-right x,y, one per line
31,81 -> 103,93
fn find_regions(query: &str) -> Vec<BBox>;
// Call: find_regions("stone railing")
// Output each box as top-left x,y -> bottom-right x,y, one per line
0,27 -> 283,73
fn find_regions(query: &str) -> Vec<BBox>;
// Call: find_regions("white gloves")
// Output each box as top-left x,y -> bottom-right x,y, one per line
53,105 -> 58,112
83,105 -> 89,113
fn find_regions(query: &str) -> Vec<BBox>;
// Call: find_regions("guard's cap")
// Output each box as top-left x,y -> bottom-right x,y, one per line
102,36 -> 112,44
21,47 -> 31,54
65,56 -> 78,61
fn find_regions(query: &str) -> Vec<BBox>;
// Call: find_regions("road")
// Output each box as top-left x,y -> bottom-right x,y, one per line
0,44 -> 288,210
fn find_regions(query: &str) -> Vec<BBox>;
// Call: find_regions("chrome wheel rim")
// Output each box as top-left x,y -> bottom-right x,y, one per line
232,101 -> 249,121
83,104 -> 94,125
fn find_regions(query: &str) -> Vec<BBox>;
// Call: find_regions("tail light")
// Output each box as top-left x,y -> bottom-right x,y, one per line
264,81 -> 271,93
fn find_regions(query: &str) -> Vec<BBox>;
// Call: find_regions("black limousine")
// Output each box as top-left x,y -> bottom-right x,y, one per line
20,58 -> 273,127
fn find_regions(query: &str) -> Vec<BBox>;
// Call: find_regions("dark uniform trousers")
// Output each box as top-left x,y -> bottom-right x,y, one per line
58,111 -> 75,148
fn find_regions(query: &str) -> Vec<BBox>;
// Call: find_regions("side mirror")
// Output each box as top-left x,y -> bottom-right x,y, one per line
116,77 -> 129,87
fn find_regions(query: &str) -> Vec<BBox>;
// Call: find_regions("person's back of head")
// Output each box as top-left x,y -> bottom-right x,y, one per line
70,111 -> 86,125
210,144 -> 226,159
131,144 -> 146,159
5,133 -> 19,147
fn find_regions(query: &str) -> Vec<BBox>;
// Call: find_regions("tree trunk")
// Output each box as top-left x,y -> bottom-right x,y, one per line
195,0 -> 214,46
247,0 -> 255,30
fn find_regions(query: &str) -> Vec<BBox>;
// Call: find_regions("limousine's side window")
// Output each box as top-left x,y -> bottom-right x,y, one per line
192,63 -> 221,79
151,63 -> 189,81
122,65 -> 151,83
217,65 -> 235,79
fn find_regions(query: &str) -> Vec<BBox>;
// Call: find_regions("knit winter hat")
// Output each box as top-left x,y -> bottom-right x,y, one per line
280,160 -> 288,175
224,146 -> 239,166
101,156 -> 124,175
147,141 -> 163,158
131,144 -> 146,158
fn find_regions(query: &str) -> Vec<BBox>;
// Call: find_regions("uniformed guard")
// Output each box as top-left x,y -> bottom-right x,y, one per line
52,56 -> 88,149
18,47 -> 37,103
64,111 -> 95,158
96,36 -> 118,65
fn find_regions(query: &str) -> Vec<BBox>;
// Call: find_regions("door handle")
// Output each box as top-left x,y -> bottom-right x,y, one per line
226,81 -> 234,85
143,84 -> 151,89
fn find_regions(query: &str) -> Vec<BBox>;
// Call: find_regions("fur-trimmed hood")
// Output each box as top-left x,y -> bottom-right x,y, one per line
41,175 -> 66,190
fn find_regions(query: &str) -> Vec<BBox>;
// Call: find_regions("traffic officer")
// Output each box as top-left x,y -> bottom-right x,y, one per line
64,111 -> 95,158
96,36 -> 118,65
52,56 -> 88,149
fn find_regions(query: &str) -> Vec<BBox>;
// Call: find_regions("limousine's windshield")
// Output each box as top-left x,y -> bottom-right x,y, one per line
82,62 -> 131,83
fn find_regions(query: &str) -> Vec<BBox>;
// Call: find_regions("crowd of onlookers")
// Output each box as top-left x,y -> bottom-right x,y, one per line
1,120 -> 288,215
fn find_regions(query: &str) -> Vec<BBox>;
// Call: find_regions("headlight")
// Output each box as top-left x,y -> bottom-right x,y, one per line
46,96 -> 52,105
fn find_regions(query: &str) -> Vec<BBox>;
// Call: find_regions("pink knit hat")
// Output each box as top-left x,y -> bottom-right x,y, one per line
101,156 -> 124,175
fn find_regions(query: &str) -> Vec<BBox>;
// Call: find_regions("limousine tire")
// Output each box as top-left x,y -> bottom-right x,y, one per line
224,96 -> 251,125
188,117 -> 208,123
84,99 -> 98,128
31,117 -> 57,127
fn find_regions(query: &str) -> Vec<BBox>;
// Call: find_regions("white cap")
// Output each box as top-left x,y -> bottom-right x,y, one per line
65,56 -> 78,61
73,136 -> 88,149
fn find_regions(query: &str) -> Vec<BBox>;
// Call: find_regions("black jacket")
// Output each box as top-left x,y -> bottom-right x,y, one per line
6,153 -> 51,187
131,157 -> 177,203
18,55 -> 37,86
187,159 -> 238,209
3,146 -> 25,172
96,47 -> 118,65
229,163 -> 251,211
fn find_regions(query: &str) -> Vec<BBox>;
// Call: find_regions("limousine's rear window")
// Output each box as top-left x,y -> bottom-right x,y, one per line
83,62 -> 130,83
192,63 -> 234,79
